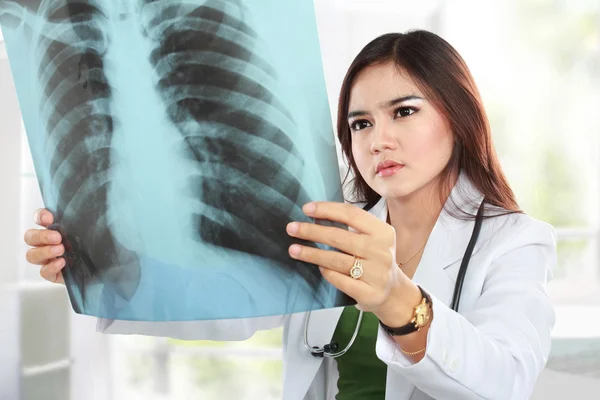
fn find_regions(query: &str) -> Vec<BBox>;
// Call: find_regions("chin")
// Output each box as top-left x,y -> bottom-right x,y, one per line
371,179 -> 417,200
371,175 -> 434,202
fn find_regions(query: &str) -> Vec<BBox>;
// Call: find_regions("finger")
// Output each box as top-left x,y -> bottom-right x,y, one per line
286,221 -> 370,258
34,208 -> 54,228
318,266 -> 366,300
289,243 -> 357,276
26,244 -> 65,265
302,202 -> 387,237
289,244 -> 384,289
40,258 -> 66,284
24,229 -> 62,247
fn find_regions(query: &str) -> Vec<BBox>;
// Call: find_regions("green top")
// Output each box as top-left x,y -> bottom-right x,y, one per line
331,305 -> 388,399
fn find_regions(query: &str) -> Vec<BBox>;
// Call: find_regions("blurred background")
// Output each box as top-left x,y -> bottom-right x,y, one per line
1,0 -> 599,399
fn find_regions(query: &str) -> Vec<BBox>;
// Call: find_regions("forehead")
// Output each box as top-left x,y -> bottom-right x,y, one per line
348,63 -> 423,110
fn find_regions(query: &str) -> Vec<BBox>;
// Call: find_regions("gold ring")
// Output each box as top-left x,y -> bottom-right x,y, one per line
349,257 -> 364,279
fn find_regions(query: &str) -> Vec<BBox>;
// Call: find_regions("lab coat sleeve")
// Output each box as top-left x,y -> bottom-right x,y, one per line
375,220 -> 557,400
95,314 -> 286,341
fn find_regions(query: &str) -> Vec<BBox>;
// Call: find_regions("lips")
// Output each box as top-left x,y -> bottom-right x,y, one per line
376,160 -> 404,177
376,160 -> 405,176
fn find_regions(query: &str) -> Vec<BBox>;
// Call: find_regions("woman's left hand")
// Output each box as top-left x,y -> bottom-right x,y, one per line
286,201 -> 420,326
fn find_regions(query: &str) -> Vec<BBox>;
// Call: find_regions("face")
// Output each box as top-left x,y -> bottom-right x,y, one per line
348,62 -> 454,201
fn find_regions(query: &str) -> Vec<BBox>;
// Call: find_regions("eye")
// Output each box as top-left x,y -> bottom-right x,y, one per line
349,119 -> 372,132
395,106 -> 417,118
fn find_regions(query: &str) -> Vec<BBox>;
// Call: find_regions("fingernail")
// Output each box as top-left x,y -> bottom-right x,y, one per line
289,244 -> 301,257
303,202 -> 316,214
34,210 -> 41,225
49,232 -> 61,243
52,245 -> 63,255
286,222 -> 298,234
49,257 -> 65,272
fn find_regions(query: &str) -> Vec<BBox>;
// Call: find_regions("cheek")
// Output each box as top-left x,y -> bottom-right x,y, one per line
351,137 -> 372,176
407,121 -> 453,165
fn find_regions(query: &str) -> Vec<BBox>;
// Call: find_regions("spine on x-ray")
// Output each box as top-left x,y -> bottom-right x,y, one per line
138,0 -> 325,296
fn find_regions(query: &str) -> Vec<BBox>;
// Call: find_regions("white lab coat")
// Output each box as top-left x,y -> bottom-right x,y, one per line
97,172 -> 557,400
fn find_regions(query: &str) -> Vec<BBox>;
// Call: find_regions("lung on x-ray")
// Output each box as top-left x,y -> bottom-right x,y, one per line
0,0 -> 354,321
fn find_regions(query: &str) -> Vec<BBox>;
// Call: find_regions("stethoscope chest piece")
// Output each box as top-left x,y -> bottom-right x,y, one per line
304,309 -> 364,359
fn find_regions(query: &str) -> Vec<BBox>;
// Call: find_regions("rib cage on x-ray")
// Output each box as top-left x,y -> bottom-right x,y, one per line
0,0 -> 142,314
0,0 -> 340,316
137,0 -> 324,293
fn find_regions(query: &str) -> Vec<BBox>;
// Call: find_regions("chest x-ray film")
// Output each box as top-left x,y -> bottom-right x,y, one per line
1,0 -> 354,321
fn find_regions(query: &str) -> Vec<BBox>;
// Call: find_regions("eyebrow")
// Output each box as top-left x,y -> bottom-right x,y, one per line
347,95 -> 424,119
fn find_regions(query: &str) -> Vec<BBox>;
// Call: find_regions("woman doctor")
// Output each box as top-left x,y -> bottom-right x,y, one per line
24,30 -> 556,400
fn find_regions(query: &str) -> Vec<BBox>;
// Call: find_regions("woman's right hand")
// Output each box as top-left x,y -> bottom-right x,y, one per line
24,209 -> 66,284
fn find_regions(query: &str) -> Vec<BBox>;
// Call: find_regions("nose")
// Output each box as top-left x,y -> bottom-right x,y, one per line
369,121 -> 398,155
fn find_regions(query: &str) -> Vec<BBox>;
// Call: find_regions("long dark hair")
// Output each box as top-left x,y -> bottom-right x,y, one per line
336,30 -> 521,219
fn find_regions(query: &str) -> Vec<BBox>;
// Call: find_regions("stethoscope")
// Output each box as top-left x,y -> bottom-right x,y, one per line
304,199 -> 486,358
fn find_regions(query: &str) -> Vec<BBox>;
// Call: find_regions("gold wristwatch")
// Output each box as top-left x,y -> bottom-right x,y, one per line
379,285 -> 432,336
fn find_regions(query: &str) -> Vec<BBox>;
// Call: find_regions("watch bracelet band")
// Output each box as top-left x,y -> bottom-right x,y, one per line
379,285 -> 431,336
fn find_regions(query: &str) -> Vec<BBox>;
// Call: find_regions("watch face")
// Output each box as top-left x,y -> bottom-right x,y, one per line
415,303 -> 430,326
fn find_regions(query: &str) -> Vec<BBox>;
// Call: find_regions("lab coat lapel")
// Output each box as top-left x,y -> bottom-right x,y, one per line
383,173 -> 486,398
413,172 -> 486,306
